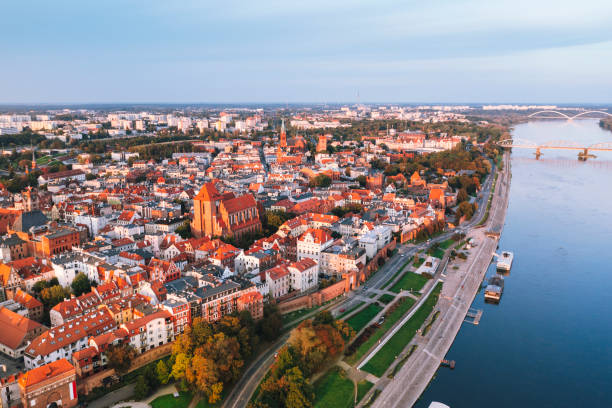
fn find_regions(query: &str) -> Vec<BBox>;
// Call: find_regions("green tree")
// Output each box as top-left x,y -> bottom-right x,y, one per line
70,273 -> 91,296
156,360 -> 170,385
175,221 -> 192,239
134,375 -> 150,400
356,175 -> 367,187
258,303 -> 283,341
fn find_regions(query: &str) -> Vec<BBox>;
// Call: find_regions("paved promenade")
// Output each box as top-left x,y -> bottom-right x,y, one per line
367,152 -> 511,408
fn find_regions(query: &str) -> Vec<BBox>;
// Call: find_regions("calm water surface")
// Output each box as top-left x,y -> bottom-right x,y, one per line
415,119 -> 612,408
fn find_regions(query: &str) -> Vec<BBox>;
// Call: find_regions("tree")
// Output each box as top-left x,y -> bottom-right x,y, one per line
356,175 -> 367,187
456,201 -> 475,222
71,273 -> 91,296
156,360 -> 170,385
85,173 -> 97,180
106,344 -> 136,374
309,174 -> 331,188
258,303 -> 283,341
456,188 -> 469,203
175,221 -> 192,239
40,285 -> 70,309
134,375 -> 150,400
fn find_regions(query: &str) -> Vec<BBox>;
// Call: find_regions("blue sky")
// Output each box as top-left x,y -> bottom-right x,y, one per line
1,0 -> 612,103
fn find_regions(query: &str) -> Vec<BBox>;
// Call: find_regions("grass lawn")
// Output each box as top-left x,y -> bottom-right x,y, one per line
345,297 -> 416,365
439,238 -> 456,250
427,247 -> 445,259
356,380 -> 374,404
313,367 -> 354,408
382,259 -> 411,289
337,302 -> 365,320
195,394 -> 224,408
151,392 -> 193,408
345,304 -> 382,332
378,294 -> 395,304
282,306 -> 319,325
361,283 -> 442,377
389,271 -> 428,294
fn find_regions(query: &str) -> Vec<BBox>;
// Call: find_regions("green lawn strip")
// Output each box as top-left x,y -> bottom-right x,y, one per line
387,345 -> 418,379
345,297 -> 416,365
381,259 -> 411,289
439,238 -> 456,250
282,306 -> 321,325
427,247 -> 445,259
378,294 -> 395,304
389,271 -> 428,294
312,367 -> 354,408
151,392 -> 193,408
363,389 -> 381,408
345,303 -> 383,332
356,380 -> 374,404
361,283 -> 443,377
337,302 -> 365,320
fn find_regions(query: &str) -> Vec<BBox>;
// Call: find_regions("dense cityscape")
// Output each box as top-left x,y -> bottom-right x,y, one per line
2,1 -> 612,407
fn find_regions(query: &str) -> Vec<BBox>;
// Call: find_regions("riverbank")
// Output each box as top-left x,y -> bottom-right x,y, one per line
365,151 -> 511,407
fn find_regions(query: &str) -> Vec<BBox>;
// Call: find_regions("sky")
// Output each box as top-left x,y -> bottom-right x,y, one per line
1,0 -> 612,104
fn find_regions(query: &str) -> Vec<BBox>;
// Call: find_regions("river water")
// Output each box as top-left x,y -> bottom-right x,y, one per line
415,119 -> 612,408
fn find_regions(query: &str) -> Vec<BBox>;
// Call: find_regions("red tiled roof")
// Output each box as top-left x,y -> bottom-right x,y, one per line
19,359 -> 75,388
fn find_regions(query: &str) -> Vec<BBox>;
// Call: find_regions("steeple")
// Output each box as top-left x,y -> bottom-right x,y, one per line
31,140 -> 36,170
280,118 -> 287,149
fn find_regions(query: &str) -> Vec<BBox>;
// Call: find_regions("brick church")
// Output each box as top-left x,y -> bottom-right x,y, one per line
191,182 -> 262,239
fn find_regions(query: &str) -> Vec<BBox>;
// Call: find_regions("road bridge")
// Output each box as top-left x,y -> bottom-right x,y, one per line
497,138 -> 612,160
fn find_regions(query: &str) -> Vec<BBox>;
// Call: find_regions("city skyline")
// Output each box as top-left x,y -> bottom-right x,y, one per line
2,0 -> 612,104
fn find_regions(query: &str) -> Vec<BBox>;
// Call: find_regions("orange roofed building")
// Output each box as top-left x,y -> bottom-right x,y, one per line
191,182 -> 262,239
19,359 -> 78,408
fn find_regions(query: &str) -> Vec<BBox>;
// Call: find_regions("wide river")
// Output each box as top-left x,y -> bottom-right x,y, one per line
415,119 -> 612,407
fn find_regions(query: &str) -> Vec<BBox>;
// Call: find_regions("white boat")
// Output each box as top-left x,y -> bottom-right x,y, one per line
496,251 -> 514,271
428,403 -> 451,408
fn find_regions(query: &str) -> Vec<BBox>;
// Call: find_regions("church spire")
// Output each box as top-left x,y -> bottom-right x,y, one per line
280,118 -> 287,149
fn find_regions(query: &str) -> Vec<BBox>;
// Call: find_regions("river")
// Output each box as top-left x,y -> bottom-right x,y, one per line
415,119 -> 612,408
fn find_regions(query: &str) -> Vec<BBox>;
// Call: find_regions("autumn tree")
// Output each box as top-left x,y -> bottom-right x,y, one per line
156,360 -> 170,385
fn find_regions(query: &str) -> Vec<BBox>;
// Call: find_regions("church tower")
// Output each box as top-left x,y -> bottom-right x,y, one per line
280,119 -> 287,149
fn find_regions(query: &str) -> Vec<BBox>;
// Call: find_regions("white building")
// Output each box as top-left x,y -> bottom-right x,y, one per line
297,228 -> 334,263
266,265 -> 290,298
50,252 -> 105,286
122,310 -> 174,353
288,258 -> 318,293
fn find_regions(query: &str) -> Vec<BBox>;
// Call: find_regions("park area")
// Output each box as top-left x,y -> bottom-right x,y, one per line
345,296 -> 416,365
361,283 -> 443,377
389,271 -> 428,294
151,392 -> 192,408
313,367 -> 373,408
345,303 -> 382,332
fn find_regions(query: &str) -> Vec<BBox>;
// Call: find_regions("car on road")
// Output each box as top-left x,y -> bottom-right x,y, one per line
339,308 -> 345,313
378,316 -> 385,325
